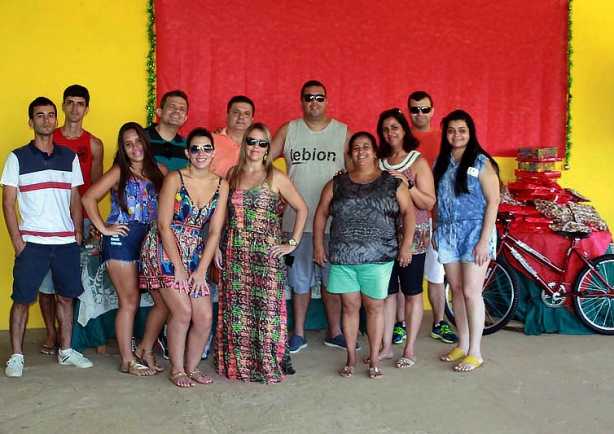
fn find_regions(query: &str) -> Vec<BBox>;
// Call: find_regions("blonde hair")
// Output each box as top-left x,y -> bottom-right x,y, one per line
228,122 -> 274,190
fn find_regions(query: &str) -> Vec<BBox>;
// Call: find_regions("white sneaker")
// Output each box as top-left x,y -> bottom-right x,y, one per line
58,349 -> 93,368
6,354 -> 24,378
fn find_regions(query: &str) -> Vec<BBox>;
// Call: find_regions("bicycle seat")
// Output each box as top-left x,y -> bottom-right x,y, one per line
554,230 -> 590,239
498,212 -> 516,222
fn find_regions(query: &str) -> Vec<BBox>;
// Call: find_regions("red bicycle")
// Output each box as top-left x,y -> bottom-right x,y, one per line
445,212 -> 614,334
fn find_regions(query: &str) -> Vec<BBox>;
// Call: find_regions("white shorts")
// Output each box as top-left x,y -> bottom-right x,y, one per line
38,270 -> 55,295
424,242 -> 445,284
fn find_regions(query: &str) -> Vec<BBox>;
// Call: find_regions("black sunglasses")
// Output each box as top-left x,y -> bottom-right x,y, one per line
409,106 -> 432,114
188,144 -> 214,155
303,94 -> 326,103
246,137 -> 269,148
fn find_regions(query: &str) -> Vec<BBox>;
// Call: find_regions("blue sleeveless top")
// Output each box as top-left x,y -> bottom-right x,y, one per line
106,175 -> 159,225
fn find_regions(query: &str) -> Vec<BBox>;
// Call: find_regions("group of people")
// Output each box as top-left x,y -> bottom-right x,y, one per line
3,81 -> 500,384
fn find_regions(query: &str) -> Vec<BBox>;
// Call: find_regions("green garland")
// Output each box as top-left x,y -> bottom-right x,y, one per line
565,0 -> 573,170
144,1 -> 575,161
146,0 -> 156,126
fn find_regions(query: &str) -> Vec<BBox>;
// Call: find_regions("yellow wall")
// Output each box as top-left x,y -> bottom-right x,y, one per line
561,1 -> 614,227
0,1 -> 149,329
0,1 -> 612,329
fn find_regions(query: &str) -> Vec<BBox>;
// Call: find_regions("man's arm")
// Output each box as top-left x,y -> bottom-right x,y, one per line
90,135 -> 104,184
343,129 -> 354,171
2,186 -> 25,255
70,186 -> 84,244
271,122 -> 289,161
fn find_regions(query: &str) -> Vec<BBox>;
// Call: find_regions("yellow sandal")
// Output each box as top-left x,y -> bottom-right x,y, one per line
440,347 -> 466,362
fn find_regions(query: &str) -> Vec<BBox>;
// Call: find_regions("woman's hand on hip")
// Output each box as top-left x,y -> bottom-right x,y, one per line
102,224 -> 129,237
270,243 -> 295,259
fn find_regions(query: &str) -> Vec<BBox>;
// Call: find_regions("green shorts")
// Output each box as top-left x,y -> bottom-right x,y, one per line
327,262 -> 394,300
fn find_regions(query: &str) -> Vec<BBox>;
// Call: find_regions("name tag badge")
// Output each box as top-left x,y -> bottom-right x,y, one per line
467,167 -> 479,177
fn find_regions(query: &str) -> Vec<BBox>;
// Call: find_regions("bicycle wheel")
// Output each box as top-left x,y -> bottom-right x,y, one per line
572,254 -> 614,335
444,256 -> 520,335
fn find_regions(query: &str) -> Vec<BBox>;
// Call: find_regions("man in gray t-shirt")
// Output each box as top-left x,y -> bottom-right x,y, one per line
271,80 -> 356,353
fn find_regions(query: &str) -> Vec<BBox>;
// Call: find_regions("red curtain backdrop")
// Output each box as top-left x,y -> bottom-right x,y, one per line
155,0 -> 569,158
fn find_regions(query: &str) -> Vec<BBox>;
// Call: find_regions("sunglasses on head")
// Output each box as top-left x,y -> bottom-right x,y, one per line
409,106 -> 432,114
303,94 -> 326,103
246,137 -> 269,148
188,144 -> 214,155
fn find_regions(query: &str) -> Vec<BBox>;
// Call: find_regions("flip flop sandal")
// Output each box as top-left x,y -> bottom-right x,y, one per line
368,366 -> 383,379
188,369 -> 213,384
169,371 -> 195,388
134,348 -> 164,372
119,360 -> 155,376
395,357 -> 415,369
441,347 -> 466,362
339,366 -> 354,378
40,344 -> 58,356
454,355 -> 483,372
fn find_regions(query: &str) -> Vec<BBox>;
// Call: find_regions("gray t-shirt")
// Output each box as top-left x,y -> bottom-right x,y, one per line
282,118 -> 347,233
328,171 -> 401,265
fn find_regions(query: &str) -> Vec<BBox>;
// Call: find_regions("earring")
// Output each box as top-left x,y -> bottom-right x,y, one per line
264,152 -> 269,163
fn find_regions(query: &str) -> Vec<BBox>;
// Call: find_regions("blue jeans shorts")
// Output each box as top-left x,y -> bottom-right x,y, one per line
13,242 -> 83,304
285,232 -> 330,294
101,221 -> 149,266
435,220 -> 496,264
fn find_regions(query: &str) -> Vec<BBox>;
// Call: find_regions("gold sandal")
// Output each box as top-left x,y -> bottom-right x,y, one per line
187,369 -> 213,384
134,348 -> 164,372
368,366 -> 383,379
169,371 -> 194,388
119,360 -> 155,376
339,366 -> 354,378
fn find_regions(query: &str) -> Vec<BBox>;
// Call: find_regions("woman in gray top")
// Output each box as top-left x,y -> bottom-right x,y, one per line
314,132 -> 414,379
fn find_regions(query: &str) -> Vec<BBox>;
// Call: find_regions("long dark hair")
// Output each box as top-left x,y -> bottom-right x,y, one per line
114,122 -> 165,213
376,108 -> 419,158
433,110 -> 499,196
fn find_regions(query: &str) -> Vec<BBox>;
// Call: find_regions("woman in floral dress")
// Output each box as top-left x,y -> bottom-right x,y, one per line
140,127 -> 229,387
214,123 -> 307,384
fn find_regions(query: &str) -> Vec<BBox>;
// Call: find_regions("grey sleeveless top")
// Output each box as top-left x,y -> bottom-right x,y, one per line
329,171 -> 402,265
282,118 -> 347,233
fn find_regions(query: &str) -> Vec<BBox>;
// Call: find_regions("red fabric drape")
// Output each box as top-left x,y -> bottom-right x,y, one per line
155,0 -> 569,157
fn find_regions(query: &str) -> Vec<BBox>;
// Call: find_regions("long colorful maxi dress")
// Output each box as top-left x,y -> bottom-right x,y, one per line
214,181 -> 290,383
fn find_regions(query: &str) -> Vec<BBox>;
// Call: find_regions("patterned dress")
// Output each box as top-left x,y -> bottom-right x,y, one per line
140,171 -> 221,297
214,181 -> 289,384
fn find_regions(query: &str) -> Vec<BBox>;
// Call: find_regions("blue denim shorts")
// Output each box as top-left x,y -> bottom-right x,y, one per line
285,232 -> 330,294
12,242 -> 83,304
435,220 -> 496,264
101,221 -> 149,265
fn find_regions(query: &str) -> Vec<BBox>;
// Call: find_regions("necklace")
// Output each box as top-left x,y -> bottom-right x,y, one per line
379,150 -> 420,172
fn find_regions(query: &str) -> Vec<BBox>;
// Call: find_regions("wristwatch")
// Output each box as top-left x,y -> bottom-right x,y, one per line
288,238 -> 298,247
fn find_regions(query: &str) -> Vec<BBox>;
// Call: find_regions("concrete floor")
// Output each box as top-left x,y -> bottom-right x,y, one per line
1,313 -> 613,433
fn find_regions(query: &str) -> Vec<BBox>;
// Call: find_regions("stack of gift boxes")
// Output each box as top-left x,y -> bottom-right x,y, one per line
498,146 -> 608,235
515,146 -> 561,179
